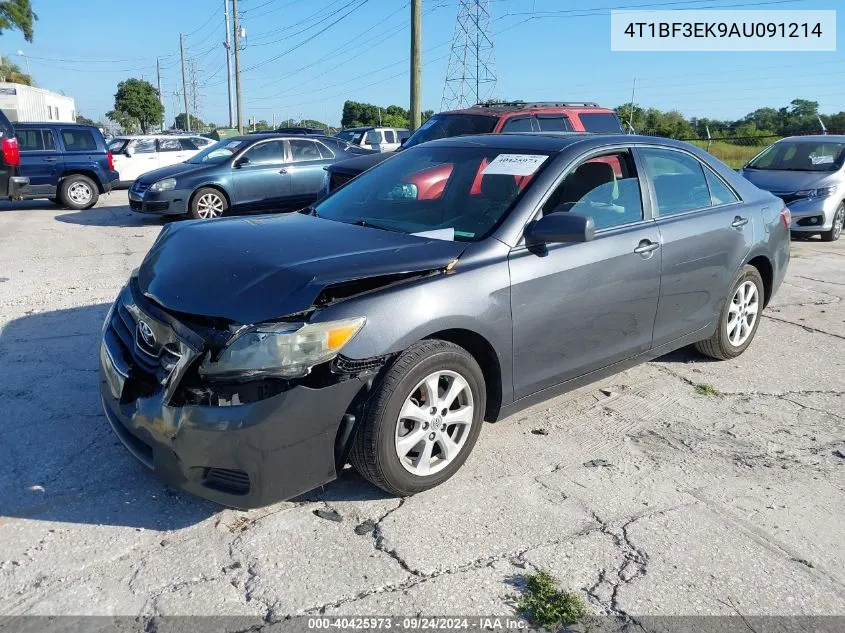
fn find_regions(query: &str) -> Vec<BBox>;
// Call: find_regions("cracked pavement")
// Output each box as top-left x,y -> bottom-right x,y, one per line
1,193 -> 844,621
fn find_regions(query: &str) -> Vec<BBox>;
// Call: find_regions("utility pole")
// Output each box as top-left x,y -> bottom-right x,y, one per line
232,0 -> 244,133
223,0 -> 234,128
180,33 -> 191,132
156,57 -> 165,131
272,112 -> 276,128
410,0 -> 421,131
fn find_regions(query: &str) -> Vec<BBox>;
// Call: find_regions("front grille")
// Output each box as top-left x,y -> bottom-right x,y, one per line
132,181 -> 151,194
329,171 -> 354,192
129,199 -> 142,211
203,468 -> 250,495
105,294 -> 185,388
147,201 -> 169,212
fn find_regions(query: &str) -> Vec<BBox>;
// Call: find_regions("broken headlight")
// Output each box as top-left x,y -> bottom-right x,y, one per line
198,317 -> 365,380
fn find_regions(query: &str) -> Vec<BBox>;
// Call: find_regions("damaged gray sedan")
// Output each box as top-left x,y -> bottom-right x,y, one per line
100,133 -> 790,508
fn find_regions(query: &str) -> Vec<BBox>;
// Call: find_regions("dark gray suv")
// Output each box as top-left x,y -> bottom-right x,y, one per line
99,133 -> 790,508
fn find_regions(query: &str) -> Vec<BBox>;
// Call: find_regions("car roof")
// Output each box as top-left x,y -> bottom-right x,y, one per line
438,101 -> 615,117
17,121 -> 97,127
779,134 -> 845,142
423,132 -> 698,153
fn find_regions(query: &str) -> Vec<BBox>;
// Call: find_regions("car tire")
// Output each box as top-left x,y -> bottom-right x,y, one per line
821,202 -> 844,242
350,339 -> 486,496
695,264 -> 765,360
59,175 -> 99,210
189,187 -> 228,220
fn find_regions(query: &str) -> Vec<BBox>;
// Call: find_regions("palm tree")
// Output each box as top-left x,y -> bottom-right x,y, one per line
0,55 -> 32,85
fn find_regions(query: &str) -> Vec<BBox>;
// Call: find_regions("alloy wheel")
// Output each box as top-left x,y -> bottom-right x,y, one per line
833,207 -> 844,240
727,280 -> 759,347
394,370 -> 474,476
196,193 -> 225,219
68,182 -> 92,205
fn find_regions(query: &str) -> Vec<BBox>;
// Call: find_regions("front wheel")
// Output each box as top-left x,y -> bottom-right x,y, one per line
59,175 -> 99,210
695,265 -> 764,360
350,340 -> 486,496
821,203 -> 844,242
190,187 -> 228,220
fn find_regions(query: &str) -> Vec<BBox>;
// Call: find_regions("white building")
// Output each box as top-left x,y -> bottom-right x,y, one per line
0,83 -> 76,123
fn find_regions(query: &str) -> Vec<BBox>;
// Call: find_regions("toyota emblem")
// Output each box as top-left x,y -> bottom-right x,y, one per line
137,321 -> 156,347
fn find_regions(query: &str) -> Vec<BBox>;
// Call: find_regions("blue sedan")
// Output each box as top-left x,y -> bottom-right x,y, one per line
128,134 -> 357,219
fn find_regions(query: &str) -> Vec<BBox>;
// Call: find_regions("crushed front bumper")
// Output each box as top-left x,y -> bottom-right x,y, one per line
98,285 -> 367,508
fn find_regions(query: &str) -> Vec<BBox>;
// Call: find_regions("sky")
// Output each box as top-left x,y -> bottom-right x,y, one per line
2,0 -> 843,128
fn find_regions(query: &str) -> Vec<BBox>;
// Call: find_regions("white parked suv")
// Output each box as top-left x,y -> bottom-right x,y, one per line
335,126 -> 408,153
107,134 -> 214,185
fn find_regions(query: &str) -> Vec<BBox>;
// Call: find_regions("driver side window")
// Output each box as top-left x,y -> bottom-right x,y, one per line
542,150 -> 644,230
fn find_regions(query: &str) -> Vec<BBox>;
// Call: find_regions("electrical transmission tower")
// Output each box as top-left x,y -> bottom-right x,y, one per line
441,0 -> 496,111
188,59 -> 204,129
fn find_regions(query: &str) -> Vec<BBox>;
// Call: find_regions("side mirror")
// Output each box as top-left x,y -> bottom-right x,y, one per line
234,156 -> 250,168
525,212 -> 595,244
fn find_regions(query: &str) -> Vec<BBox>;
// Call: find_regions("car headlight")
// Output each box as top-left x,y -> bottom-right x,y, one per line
150,177 -> 177,192
199,317 -> 366,379
794,186 -> 837,199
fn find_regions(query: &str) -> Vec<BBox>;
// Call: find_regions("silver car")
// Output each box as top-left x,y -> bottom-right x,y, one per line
741,135 -> 845,241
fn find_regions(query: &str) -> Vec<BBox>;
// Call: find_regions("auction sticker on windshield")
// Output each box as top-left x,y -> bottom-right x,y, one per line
482,154 -> 548,176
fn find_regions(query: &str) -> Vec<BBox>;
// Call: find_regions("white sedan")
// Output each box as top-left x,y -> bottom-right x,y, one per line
108,134 -> 214,185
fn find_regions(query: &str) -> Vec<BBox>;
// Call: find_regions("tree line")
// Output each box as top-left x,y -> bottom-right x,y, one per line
617,98 -> 845,139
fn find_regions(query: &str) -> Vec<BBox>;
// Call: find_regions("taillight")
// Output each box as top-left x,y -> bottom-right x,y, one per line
2,137 -> 20,167
779,207 -> 791,228
107,150 -> 114,172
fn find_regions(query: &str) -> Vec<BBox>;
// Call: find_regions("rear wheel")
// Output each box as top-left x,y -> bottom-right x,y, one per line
59,175 -> 99,210
190,187 -> 228,220
695,265 -> 764,360
821,203 -> 844,242
350,340 -> 486,496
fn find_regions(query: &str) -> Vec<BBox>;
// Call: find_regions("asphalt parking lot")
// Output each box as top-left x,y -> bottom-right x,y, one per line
1,191 -> 844,622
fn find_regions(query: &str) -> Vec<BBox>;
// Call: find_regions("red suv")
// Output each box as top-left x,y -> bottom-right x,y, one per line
325,101 -> 623,194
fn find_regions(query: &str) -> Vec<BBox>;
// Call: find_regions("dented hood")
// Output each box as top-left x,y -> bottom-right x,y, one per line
137,213 -> 465,324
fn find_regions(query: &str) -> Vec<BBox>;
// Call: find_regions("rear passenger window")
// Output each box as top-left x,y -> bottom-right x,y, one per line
17,129 -> 44,151
536,116 -> 572,132
179,138 -> 199,151
43,130 -> 56,151
704,168 -> 739,205
640,148 -> 712,216
542,150 -> 644,230
60,129 -> 97,151
158,138 -> 182,152
289,139 -> 322,161
132,139 -> 156,154
501,117 -> 534,133
384,130 -> 396,143
316,141 -> 334,159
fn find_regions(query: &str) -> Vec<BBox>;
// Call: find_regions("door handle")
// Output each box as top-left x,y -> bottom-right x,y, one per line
731,216 -> 748,228
633,240 -> 660,255
42,157 -> 58,162
279,169 -> 287,174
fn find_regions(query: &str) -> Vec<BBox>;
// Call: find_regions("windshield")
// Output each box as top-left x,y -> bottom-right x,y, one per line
108,138 -> 128,153
314,145 -> 552,242
746,141 -> 845,172
336,130 -> 366,144
187,139 -> 248,164
402,114 -> 497,149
